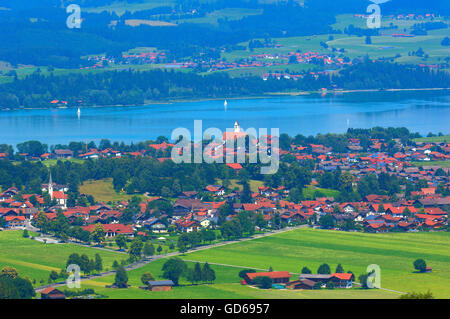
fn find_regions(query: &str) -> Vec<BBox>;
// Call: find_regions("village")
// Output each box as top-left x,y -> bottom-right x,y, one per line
1,125 -> 448,238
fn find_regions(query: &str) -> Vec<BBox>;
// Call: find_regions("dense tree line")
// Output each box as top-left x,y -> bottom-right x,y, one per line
1,61 -> 448,109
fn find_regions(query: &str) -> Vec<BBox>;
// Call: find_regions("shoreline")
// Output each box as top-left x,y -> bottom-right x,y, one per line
3,87 -> 449,112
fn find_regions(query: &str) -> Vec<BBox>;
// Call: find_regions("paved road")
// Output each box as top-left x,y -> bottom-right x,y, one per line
35,224 -> 309,293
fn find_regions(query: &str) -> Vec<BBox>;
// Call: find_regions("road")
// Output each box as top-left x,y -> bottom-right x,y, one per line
35,224 -> 309,293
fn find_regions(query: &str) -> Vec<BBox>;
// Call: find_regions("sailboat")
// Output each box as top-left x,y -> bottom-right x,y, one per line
77,107 -> 81,116
224,99 -> 228,111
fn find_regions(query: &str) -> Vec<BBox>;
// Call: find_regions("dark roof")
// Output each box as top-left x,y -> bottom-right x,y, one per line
148,280 -> 174,287
299,274 -> 331,280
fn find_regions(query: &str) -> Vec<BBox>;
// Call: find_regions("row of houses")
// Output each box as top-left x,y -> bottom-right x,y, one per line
242,271 -> 355,289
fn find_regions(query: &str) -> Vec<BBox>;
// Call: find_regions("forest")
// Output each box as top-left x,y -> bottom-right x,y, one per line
1,61 -> 449,109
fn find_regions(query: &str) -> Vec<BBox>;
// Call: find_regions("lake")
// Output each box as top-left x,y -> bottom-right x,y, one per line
0,90 -> 449,146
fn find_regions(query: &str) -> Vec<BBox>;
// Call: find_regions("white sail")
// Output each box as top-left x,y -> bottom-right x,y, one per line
224,99 -> 228,107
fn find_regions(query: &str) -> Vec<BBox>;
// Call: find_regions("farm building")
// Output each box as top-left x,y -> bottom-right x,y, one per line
245,271 -> 291,284
148,280 -> 174,291
285,279 -> 316,290
40,287 -> 66,299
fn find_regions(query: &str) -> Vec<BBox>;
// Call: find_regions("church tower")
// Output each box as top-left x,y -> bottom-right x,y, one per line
234,121 -> 241,133
48,172 -> 54,200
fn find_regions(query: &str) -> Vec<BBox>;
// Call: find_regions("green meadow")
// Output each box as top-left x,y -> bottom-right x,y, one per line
410,161 -> 450,168
79,228 -> 449,299
81,258 -> 396,299
0,231 -> 127,284
413,135 -> 450,143
183,228 -> 450,298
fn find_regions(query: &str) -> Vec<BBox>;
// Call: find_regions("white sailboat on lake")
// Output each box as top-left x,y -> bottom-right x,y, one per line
224,99 -> 228,110
77,107 -> 81,118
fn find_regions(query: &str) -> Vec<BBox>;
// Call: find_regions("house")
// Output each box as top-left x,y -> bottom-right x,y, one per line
285,279 -> 316,290
205,185 -> 225,196
151,222 -> 168,234
5,215 -> 26,228
329,273 -> 354,288
40,287 -> 66,299
176,219 -> 200,233
148,280 -> 174,291
245,271 -> 291,284
82,224 -> 134,238
0,187 -> 19,201
54,149 -> 74,159
298,274 -> 332,283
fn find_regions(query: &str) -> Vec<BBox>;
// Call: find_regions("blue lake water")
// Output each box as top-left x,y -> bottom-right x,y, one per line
0,90 -> 449,145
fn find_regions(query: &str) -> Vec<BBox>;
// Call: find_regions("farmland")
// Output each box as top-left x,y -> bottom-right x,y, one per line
182,228 -> 450,298
71,228 -> 450,299
79,178 -> 145,203
0,231 -> 127,284
80,257 -> 396,299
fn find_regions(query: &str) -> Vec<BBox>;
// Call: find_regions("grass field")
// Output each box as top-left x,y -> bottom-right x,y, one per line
303,187 -> 340,199
79,178 -> 145,203
0,231 -> 126,285
413,135 -> 450,143
80,258 -> 396,299
410,161 -> 450,168
182,228 -> 450,298
216,179 -> 264,192
41,158 -> 85,168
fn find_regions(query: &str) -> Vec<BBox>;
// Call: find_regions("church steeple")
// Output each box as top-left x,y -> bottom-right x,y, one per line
234,121 -> 241,133
48,172 -> 54,200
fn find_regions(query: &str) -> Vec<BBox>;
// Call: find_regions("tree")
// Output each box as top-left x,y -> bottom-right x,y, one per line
319,214 -> 334,229
241,181 -> 252,203
359,273 -> 370,289
115,234 -> 128,250
193,262 -> 202,284
94,254 -> 103,272
317,263 -> 331,274
162,258 -> 187,286
336,264 -> 344,273
185,267 -> 196,285
90,223 -> 105,245
79,254 -> 91,275
49,270 -> 59,282
157,245 -> 163,255
253,276 -> 272,289
0,267 -> 19,279
301,267 -> 312,274
143,242 -> 155,257
141,272 -> 155,285
399,290 -> 434,299
128,238 -> 144,261
0,276 -> 20,299
202,262 -> 215,284
22,229 -> 29,238
326,281 -> 335,289
66,253 -> 82,268
114,266 -> 128,288
238,269 -> 256,279
12,277 -> 35,299
413,259 -> 427,273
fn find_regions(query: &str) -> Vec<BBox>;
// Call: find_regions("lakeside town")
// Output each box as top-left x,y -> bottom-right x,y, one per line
1,124 -> 448,237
